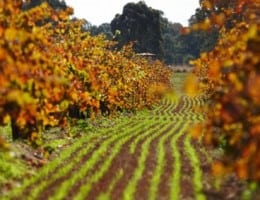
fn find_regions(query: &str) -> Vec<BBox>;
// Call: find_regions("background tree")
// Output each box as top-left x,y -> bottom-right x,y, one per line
111,1 -> 163,58
161,5 -> 219,65
86,23 -> 113,40
186,4 -> 220,64
161,20 -> 183,64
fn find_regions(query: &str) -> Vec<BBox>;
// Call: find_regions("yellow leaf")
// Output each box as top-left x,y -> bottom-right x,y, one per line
3,115 -> 10,124
5,28 -> 17,41
7,90 -> 34,106
71,92 -> 78,101
16,115 -> 27,128
201,0 -> 213,10
60,100 -> 69,111
208,60 -> 220,79
0,48 -> 6,61
214,13 -> 226,26
183,74 -> 200,96
236,159 -> 248,179
190,123 -> 203,139
212,161 -> 225,177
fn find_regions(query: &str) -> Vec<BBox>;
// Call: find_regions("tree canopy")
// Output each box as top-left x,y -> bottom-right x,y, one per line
111,1 -> 163,59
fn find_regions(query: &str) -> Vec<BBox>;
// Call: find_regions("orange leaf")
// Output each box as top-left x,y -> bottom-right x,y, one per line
184,74 -> 200,96
212,161 -> 225,177
190,123 -> 203,139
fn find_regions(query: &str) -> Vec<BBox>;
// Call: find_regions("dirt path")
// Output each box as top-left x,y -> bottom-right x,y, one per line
6,73 -> 245,200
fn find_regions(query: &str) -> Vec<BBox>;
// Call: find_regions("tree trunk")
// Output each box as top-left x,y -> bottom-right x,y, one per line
11,118 -> 20,140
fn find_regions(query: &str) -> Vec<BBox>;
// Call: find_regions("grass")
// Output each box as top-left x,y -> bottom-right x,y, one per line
0,125 -> 28,197
0,124 -> 12,142
0,150 -> 27,194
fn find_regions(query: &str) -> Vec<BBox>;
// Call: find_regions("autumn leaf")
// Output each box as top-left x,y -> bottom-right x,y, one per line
212,161 -> 225,177
184,73 -> 200,96
190,123 -> 204,139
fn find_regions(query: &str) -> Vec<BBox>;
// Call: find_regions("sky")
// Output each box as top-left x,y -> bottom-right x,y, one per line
65,0 -> 200,26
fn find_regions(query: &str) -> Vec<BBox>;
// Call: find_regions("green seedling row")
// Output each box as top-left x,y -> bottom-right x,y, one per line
164,100 -> 178,116
10,120 -> 143,200
8,132 -> 98,199
96,168 -> 124,200
9,118 -> 140,199
184,134 -> 206,200
148,121 -> 182,200
151,99 -> 165,113
129,118 -> 169,154
122,121 -> 176,200
170,122 -> 190,200
48,119 -> 159,200
72,121 -> 165,200
165,98 -> 178,112
152,97 -> 178,116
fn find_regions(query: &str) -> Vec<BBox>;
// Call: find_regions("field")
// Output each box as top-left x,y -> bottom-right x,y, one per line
1,1 -> 260,199
2,73 -> 246,200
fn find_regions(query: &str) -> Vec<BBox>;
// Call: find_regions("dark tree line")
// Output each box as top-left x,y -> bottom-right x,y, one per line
111,1 -> 163,59
107,1 -> 220,65
23,0 -> 221,65
86,23 -> 113,40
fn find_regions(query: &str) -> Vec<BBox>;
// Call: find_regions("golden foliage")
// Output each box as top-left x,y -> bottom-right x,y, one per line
192,1 -> 260,181
190,123 -> 204,139
184,73 -> 201,96
0,1 -> 172,142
